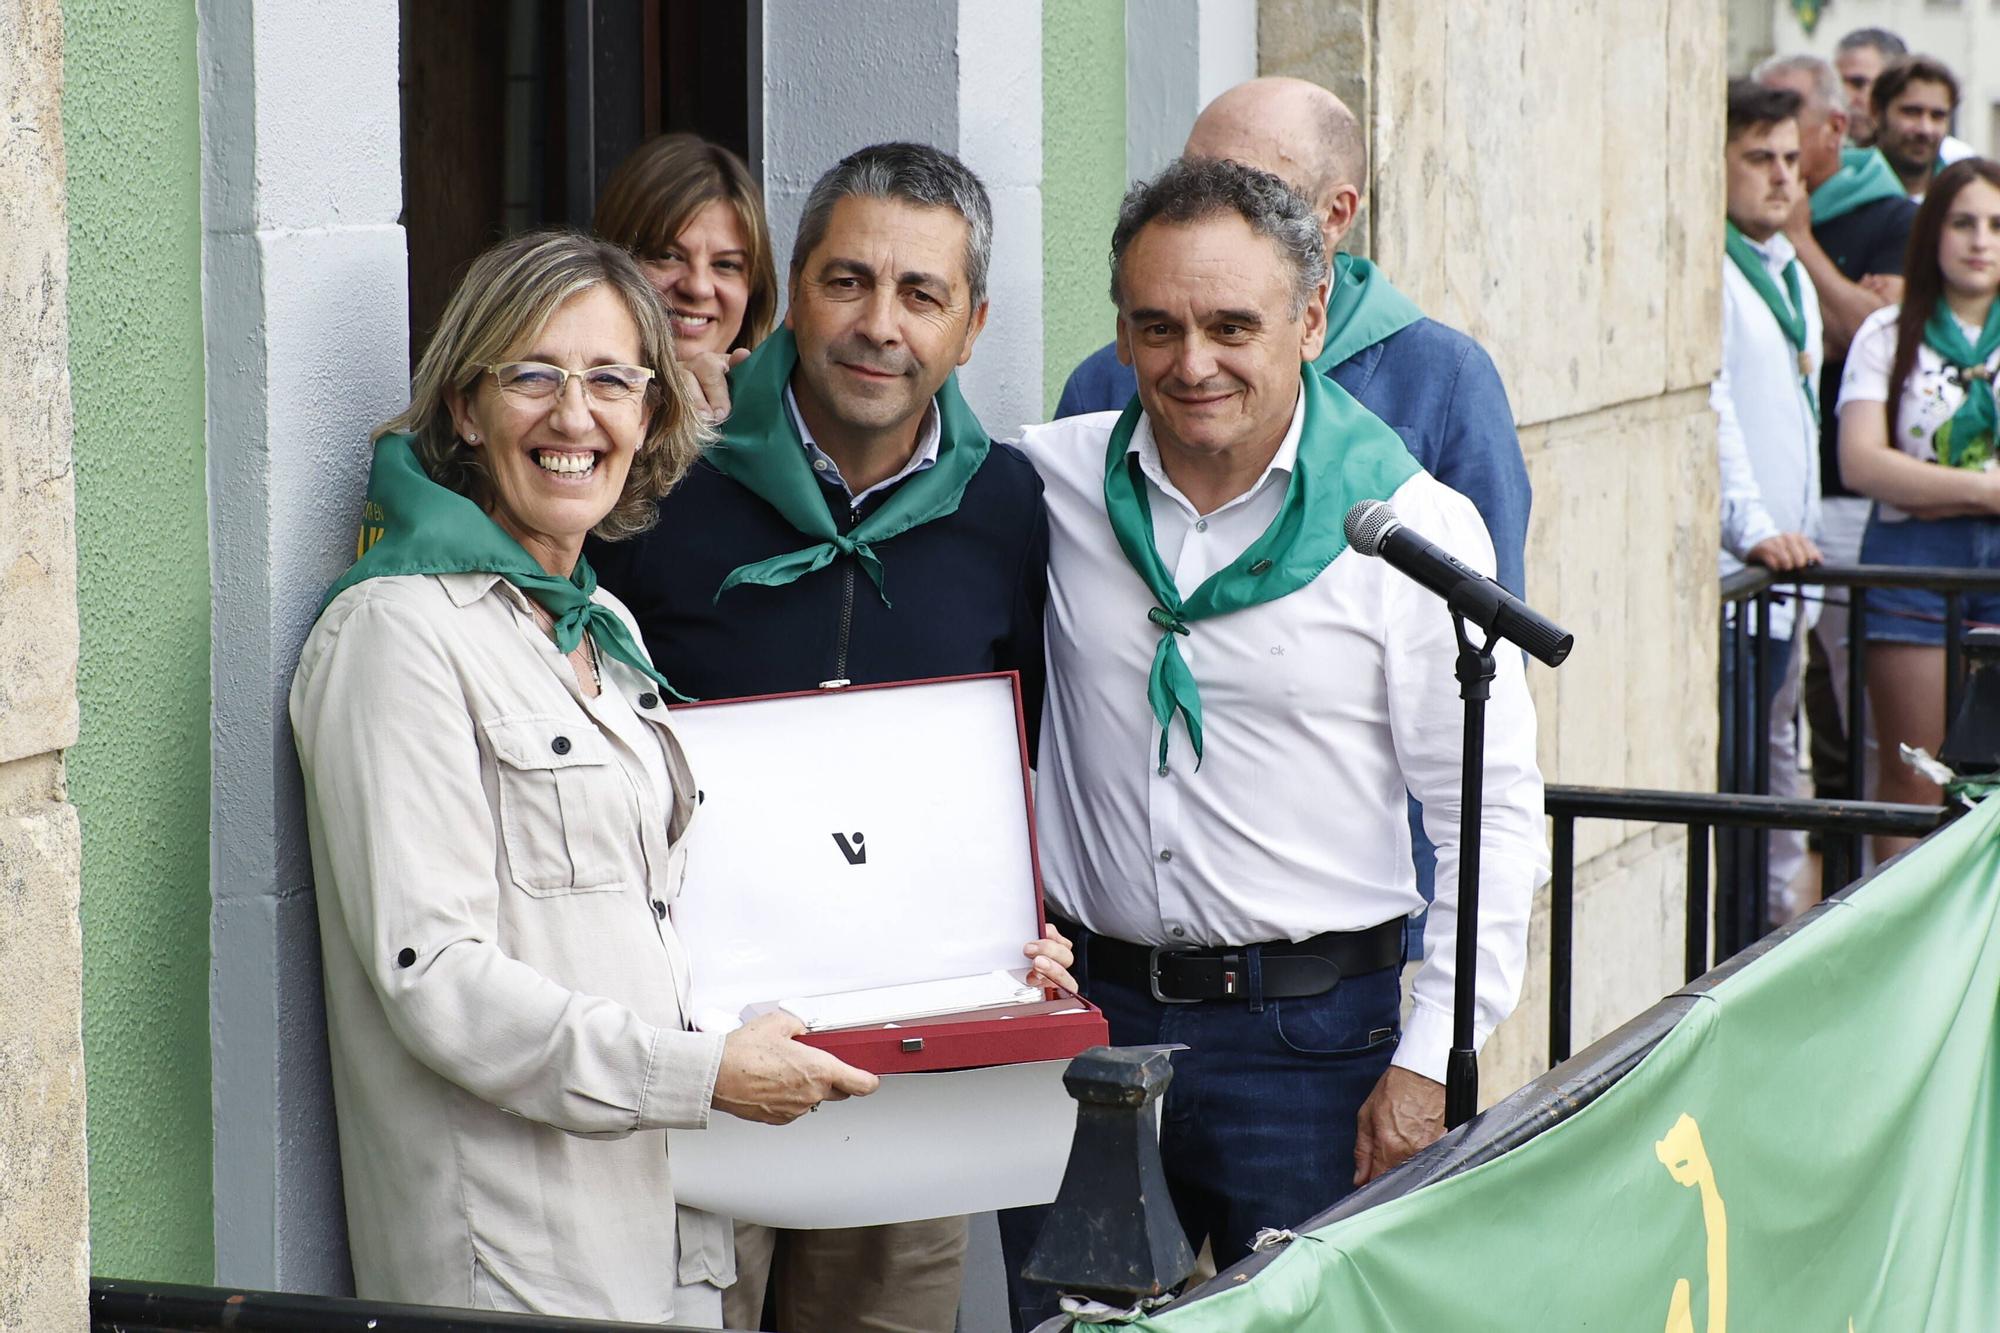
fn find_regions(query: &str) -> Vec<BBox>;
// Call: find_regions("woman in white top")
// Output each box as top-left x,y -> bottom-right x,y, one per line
1837,158 -> 2000,850
290,231 -> 877,1324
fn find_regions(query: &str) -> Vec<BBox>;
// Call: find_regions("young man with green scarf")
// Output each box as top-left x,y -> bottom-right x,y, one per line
1716,80 -> 1825,921
1017,157 -> 1545,1299
586,142 -> 1066,1333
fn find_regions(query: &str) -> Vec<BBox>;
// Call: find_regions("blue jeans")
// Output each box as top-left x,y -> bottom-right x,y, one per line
998,933 -> 1403,1329
1857,512 -> 2000,645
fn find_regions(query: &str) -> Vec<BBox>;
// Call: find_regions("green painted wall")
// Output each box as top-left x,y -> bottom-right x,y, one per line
62,0 -> 214,1283
1041,0 -> 1127,414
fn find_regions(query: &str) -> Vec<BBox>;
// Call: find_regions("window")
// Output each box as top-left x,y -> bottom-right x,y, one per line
400,0 -> 751,352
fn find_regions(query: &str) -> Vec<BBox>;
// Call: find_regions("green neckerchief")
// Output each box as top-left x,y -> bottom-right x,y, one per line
1103,365 -> 1421,769
321,434 -> 689,699
1923,303 -> 2000,469
1811,147 -> 1907,225
1314,253 -> 1425,372
1725,222 -> 1820,426
706,327 -> 991,606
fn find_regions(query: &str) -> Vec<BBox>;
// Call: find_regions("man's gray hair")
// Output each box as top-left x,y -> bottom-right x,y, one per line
1753,53 -> 1845,116
1836,26 -> 1908,58
790,141 -> 993,307
1109,157 -> 1328,318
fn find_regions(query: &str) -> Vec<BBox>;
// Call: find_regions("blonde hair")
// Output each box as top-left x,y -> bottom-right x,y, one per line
376,229 -> 710,541
595,134 -> 778,352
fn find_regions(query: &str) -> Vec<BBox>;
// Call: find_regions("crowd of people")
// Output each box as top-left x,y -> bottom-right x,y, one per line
1725,29 -> 2000,919
276,27 -> 1991,1333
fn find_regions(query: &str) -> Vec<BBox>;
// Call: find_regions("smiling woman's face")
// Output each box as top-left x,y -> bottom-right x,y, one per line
447,284 -> 653,575
640,198 -> 753,358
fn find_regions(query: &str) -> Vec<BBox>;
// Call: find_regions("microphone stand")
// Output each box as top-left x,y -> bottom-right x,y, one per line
1444,590 -> 1503,1130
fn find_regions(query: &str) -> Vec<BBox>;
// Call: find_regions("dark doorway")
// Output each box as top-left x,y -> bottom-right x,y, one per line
399,0 -> 752,356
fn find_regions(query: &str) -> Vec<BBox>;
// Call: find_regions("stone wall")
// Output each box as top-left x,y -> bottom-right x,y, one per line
0,0 -> 88,1326
1263,0 -> 1726,1096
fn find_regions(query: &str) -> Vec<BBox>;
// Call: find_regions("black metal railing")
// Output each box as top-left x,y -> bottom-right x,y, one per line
1541,785 -> 1948,1064
90,1278 -> 700,1333
1719,563 -> 2000,945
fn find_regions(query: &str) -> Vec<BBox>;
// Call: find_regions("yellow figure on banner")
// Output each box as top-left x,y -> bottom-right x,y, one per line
1656,1113 -> 1726,1333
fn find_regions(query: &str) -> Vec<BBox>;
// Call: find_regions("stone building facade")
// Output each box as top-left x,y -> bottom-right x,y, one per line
0,0 -> 88,1326
1263,0 -> 1725,1093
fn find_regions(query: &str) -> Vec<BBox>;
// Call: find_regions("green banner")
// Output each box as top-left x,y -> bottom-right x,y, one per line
1130,795 -> 2000,1331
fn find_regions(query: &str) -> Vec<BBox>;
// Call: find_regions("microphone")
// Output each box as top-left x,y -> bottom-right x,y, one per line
1344,500 -> 1574,667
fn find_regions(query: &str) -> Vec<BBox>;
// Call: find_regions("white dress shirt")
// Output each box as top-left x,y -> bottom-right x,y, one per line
1020,393 -> 1548,1083
1715,232 -> 1824,638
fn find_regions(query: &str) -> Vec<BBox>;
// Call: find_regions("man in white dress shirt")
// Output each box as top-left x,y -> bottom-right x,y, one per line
1018,157 -> 1546,1276
1715,79 -> 1824,920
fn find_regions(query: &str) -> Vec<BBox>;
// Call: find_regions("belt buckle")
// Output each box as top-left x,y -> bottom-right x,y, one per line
1147,944 -> 1203,1004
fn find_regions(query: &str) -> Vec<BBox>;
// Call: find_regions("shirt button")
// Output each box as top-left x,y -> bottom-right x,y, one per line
396,947 -> 417,969
652,900 -> 666,920
1158,849 -> 1174,863
813,458 -> 830,471
551,735 -> 572,755
1169,925 -> 1186,938
1194,519 -> 1208,532
638,692 -> 659,710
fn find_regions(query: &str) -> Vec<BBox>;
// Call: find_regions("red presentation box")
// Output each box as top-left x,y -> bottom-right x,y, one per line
667,673 -> 1108,1073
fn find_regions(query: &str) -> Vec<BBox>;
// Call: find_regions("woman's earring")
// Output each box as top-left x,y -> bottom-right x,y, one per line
466,432 -> 479,444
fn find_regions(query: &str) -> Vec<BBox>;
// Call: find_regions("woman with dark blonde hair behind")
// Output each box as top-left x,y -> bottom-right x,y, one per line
596,133 -> 778,360
290,229 -> 874,1325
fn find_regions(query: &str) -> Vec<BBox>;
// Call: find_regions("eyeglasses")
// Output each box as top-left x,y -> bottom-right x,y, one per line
483,361 -> 657,405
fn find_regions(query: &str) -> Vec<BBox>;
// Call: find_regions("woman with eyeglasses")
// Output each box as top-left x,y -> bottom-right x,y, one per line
290,230 -> 875,1324
1838,158 -> 2000,855
596,134 -> 778,361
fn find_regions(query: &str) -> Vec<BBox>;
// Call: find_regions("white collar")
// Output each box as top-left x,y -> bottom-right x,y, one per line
785,384 -> 941,504
1127,386 -> 1307,519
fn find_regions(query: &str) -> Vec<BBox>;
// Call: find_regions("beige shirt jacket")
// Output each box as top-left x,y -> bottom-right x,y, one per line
290,571 -> 733,1323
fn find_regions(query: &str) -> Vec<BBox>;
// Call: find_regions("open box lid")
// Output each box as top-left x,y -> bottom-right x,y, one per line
667,673 -> 1046,1028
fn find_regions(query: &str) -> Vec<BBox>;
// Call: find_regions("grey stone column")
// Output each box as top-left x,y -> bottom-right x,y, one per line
0,0 -> 89,1325
756,0 -> 1045,438
198,0 -> 408,1293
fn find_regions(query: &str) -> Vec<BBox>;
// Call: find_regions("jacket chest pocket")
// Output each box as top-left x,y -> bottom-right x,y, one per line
484,715 -> 628,895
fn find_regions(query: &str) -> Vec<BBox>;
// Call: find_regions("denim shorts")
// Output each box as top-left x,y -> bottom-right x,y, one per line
1856,511 -> 2000,645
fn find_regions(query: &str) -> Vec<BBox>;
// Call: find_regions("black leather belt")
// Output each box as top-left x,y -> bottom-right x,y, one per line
1065,916 -> 1405,1003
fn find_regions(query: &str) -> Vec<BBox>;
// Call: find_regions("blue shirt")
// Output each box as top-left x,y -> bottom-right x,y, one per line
1054,317 -> 1532,597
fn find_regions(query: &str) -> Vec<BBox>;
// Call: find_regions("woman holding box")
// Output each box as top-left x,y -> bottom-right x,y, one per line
290,229 -> 876,1325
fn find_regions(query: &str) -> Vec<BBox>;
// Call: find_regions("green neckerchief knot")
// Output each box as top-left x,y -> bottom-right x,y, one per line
706,327 -> 991,606
320,435 -> 690,700
1314,253 -> 1425,372
1923,303 -> 2000,468
1103,365 -> 1421,770
1725,222 -> 1819,426
1811,147 -> 1907,225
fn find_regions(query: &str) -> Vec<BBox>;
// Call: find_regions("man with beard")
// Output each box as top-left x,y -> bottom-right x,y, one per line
1872,55 -> 1966,201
